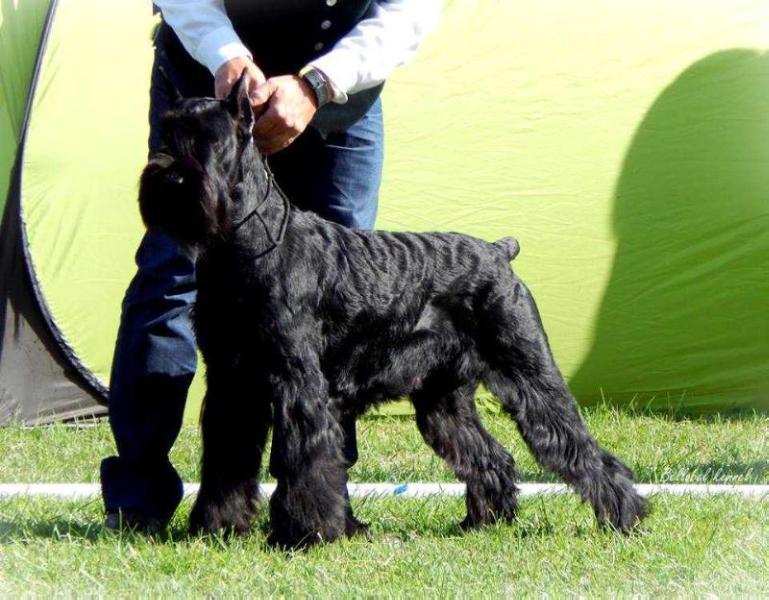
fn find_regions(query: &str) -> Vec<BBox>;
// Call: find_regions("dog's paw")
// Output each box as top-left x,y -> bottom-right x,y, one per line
266,529 -> 321,551
458,515 -> 482,531
267,520 -> 345,551
189,494 -> 257,537
458,506 -> 518,531
268,476 -> 348,550
268,502 -> 347,550
597,489 -> 648,534
189,508 -> 253,537
460,480 -> 519,530
344,513 -> 370,538
590,477 -> 648,534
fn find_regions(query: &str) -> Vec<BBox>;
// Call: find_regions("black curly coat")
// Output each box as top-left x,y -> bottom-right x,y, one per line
138,75 -> 647,549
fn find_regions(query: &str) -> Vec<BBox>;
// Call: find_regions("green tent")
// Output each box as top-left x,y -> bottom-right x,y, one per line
2,0 -> 767,425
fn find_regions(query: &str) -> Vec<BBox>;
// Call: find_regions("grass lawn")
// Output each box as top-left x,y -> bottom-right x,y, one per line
1,406 -> 768,596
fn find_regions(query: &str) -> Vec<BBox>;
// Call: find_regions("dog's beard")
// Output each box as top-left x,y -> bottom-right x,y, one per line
138,154 -> 226,245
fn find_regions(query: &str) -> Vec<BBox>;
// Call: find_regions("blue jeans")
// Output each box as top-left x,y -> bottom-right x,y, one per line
101,30 -> 383,522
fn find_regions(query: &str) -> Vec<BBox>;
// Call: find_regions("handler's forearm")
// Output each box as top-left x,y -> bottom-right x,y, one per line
154,0 -> 252,75
309,0 -> 443,102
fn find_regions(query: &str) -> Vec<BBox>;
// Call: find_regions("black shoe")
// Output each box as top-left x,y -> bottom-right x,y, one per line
103,510 -> 165,535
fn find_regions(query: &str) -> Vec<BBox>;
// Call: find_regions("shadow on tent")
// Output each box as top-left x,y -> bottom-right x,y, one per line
570,49 -> 769,415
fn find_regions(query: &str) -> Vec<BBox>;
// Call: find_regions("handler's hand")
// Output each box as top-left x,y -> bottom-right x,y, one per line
250,75 -> 318,156
214,57 -> 265,100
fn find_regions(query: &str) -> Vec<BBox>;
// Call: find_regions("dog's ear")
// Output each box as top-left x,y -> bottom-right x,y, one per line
226,71 -> 255,135
157,66 -> 183,107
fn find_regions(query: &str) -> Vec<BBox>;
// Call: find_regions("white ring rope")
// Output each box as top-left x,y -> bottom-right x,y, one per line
0,482 -> 767,500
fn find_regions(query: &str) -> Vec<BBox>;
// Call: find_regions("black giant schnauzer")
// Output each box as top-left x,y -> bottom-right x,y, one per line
138,75 -> 647,549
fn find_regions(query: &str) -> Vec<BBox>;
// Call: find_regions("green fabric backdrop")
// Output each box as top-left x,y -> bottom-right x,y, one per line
11,0 -> 769,421
0,0 -> 49,214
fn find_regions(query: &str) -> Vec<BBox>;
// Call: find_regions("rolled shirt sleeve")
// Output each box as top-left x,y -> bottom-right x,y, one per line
154,0 -> 252,75
154,0 -> 443,99
310,0 -> 443,103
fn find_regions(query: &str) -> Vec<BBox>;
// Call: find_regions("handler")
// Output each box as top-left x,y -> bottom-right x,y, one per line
101,0 -> 442,531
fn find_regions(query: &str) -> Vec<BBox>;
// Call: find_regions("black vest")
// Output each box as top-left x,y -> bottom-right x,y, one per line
224,0 -> 376,76
160,0 -> 383,135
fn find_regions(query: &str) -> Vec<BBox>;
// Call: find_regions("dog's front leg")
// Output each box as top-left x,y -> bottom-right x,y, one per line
267,353 -> 347,550
189,362 -> 271,536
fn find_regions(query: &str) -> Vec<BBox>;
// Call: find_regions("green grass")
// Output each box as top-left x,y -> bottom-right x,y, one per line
1,406 -> 767,484
0,496 -> 767,596
1,406 -> 768,596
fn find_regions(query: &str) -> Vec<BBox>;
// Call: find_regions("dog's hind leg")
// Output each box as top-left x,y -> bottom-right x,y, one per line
189,363 -> 271,536
267,352 -> 348,550
481,276 -> 647,532
412,382 -> 520,529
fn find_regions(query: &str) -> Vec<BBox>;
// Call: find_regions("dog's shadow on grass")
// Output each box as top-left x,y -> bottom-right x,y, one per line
0,498 -> 191,545
0,516 -> 192,545
0,496 -> 595,548
0,515 -> 461,547
0,516 -> 114,543
0,515 -> 269,548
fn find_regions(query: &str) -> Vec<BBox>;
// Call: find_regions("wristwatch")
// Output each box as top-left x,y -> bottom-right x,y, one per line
299,66 -> 332,109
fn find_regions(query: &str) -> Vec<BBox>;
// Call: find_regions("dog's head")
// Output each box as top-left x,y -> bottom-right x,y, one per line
138,72 -> 263,246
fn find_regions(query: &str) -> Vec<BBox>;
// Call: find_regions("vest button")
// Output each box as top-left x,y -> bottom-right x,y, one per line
314,41 -> 325,51
326,0 -> 337,5
321,19 -> 332,30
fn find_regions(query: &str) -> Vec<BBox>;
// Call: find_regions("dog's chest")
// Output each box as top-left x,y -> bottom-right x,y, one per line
193,259 -> 277,343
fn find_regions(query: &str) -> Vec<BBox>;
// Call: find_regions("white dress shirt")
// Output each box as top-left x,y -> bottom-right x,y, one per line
154,0 -> 442,103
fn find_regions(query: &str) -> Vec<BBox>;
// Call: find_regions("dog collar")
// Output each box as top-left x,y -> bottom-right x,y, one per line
231,173 -> 290,256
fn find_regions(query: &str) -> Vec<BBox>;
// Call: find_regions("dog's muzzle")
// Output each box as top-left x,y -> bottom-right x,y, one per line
138,153 -> 212,241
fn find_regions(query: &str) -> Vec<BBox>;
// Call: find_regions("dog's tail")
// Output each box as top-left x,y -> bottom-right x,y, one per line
494,236 -> 520,261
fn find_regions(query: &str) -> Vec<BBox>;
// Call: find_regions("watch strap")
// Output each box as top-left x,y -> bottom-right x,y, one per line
299,66 -> 332,109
